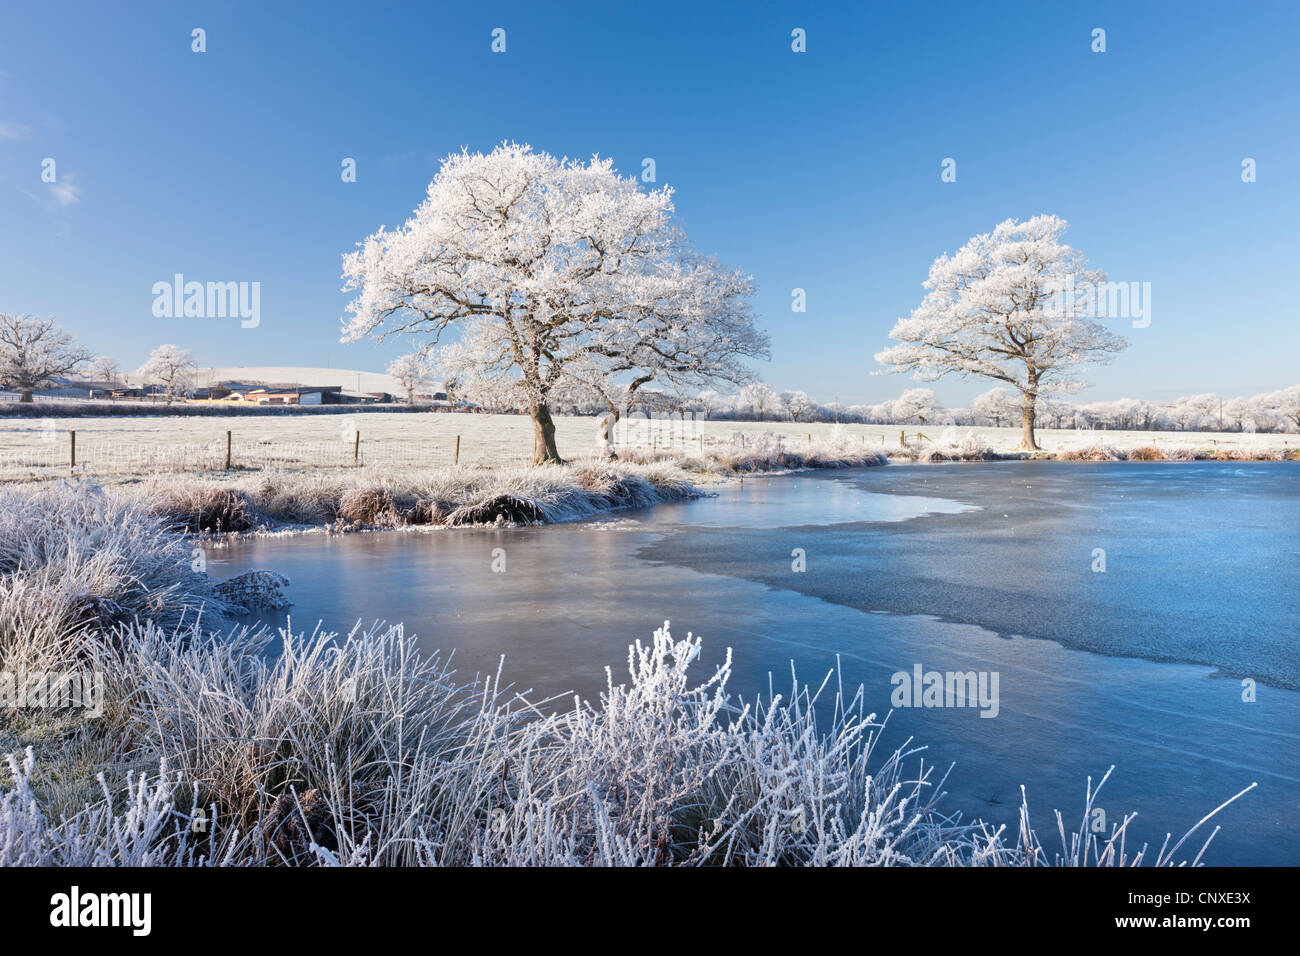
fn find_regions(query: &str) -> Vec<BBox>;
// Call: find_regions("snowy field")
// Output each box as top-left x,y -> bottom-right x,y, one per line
0,411 -> 1293,479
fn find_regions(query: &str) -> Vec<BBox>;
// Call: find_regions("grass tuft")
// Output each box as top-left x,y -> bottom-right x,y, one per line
337,485 -> 399,527
1,617 -> 1254,867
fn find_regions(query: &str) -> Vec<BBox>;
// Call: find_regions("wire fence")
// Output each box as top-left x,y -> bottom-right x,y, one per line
0,413 -> 906,480
0,435 -> 486,477
0,418 -> 736,479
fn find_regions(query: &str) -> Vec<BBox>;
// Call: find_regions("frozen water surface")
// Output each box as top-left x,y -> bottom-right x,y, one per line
213,461 -> 1300,865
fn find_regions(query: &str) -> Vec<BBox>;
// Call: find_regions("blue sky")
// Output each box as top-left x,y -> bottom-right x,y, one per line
1,0 -> 1296,405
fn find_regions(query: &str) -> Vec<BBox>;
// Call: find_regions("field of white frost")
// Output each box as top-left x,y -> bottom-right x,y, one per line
0,481 -> 1252,866
0,411 -> 1294,479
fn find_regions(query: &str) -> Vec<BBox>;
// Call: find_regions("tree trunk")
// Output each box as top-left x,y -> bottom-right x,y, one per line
531,402 -> 563,464
19,389 -> 33,403
1019,393 -> 1041,451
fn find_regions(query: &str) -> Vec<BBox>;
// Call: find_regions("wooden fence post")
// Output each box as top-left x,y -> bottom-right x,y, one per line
353,430 -> 360,465
225,430 -> 232,470
900,430 -> 906,447
454,434 -> 461,466
70,430 -> 76,471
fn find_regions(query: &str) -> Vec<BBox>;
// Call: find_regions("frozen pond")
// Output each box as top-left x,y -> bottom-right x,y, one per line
213,461 -> 1300,865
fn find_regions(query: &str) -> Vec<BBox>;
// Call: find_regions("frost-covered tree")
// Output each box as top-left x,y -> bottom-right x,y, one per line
971,386 -> 1018,427
781,390 -> 816,422
387,352 -> 434,405
580,254 -> 766,456
1169,393 -> 1221,432
88,355 -> 120,385
0,313 -> 92,402
739,383 -> 779,419
137,344 -> 196,404
695,389 -> 727,419
1036,395 -> 1073,429
1257,385 -> 1300,432
1222,396 -> 1257,432
890,387 -> 939,424
876,216 -> 1127,449
341,143 -> 766,463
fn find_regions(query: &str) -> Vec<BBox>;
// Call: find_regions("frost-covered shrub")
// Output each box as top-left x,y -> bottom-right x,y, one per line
1209,446 -> 1283,461
250,474 -> 345,524
1,618 -> 1254,867
954,434 -> 998,460
1058,444 -> 1125,462
444,492 -> 545,526
1128,446 -> 1164,461
575,467 -> 640,506
403,462 -> 698,526
153,486 -> 255,532
337,485 -> 398,526
917,446 -> 951,463
0,748 -> 245,867
705,433 -> 887,474
915,433 -> 999,463
0,481 -> 232,662
404,498 -> 451,525
114,621 -> 479,852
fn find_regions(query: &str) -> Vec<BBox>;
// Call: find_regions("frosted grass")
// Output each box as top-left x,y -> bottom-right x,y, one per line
1,619 -> 1253,867
0,471 -> 1257,867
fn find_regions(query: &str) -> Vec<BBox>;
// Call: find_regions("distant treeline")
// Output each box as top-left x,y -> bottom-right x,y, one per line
549,383 -> 1300,434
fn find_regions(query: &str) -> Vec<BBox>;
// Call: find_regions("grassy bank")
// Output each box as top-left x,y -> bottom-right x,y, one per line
140,460 -> 703,534
108,437 -> 889,536
0,480 -> 1253,866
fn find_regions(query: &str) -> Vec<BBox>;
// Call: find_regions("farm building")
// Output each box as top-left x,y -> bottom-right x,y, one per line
192,383 -> 392,405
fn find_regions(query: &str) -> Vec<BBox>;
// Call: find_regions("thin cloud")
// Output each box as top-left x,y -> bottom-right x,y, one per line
48,175 -> 81,206
20,173 -> 83,209
0,119 -> 33,140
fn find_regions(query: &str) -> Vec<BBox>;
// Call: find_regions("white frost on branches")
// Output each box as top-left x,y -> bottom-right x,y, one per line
876,215 -> 1127,449
341,143 -> 767,461
137,344 -> 197,404
0,313 -> 92,402
386,352 -> 434,404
